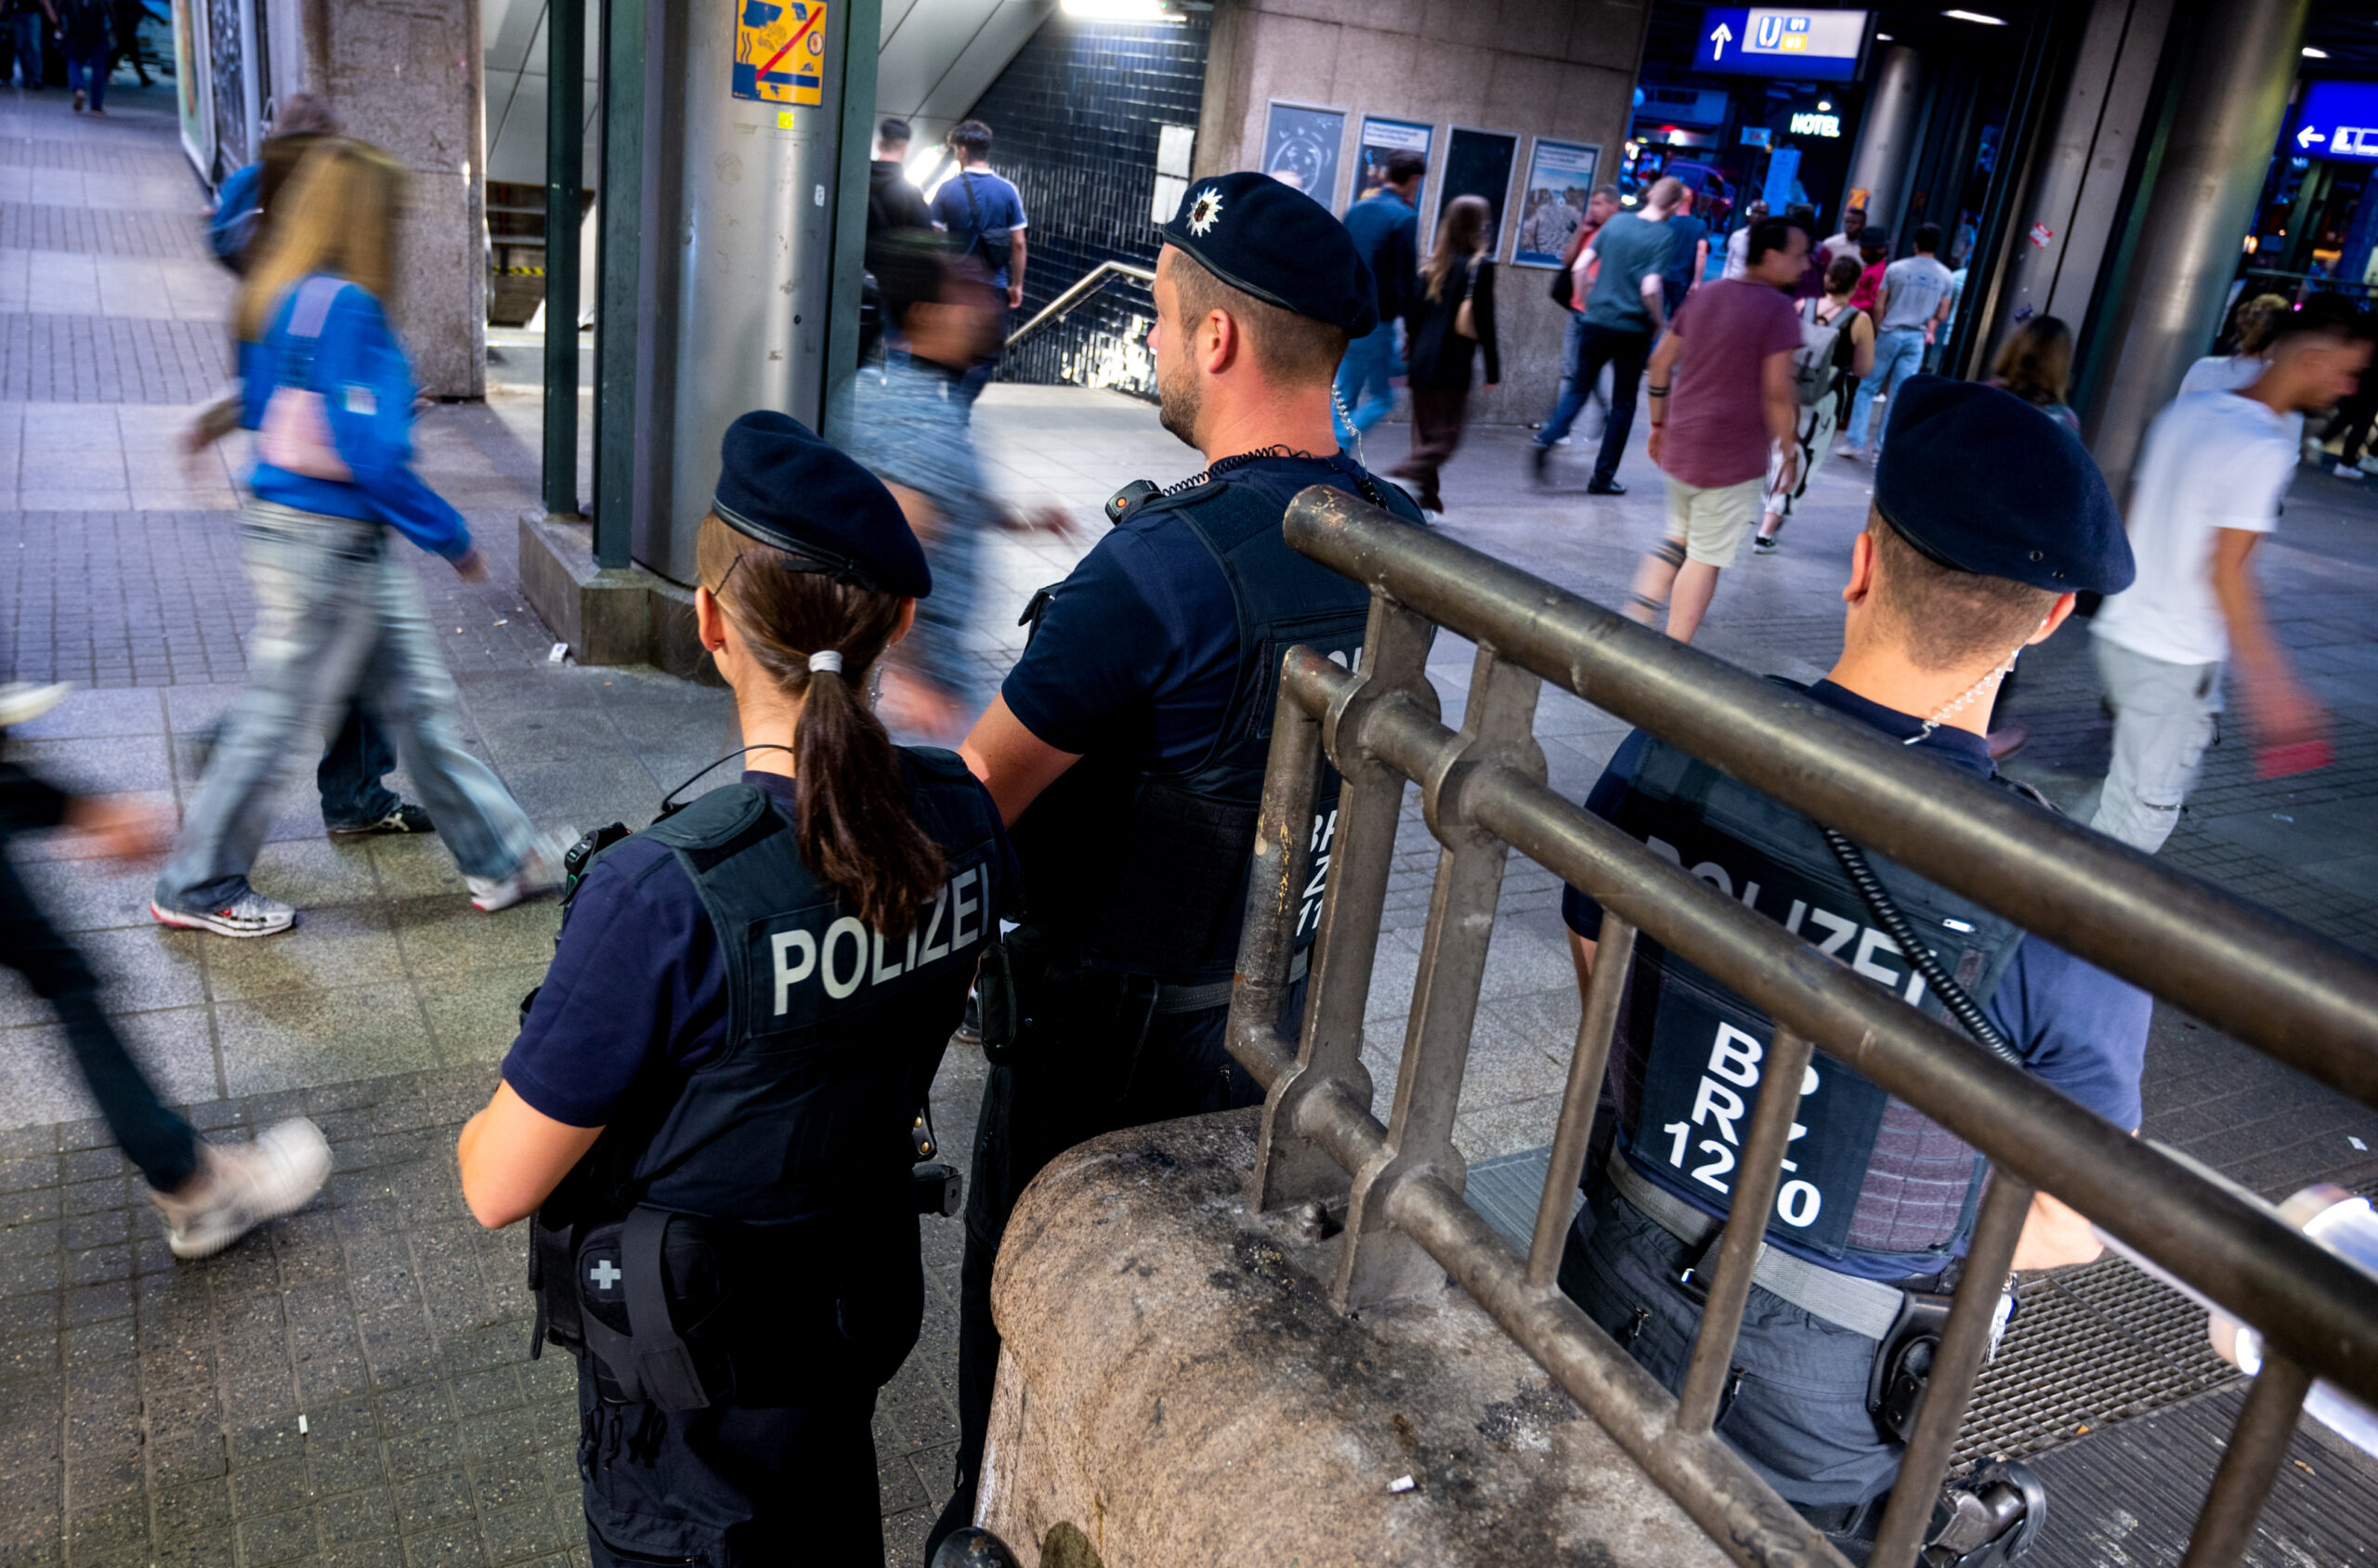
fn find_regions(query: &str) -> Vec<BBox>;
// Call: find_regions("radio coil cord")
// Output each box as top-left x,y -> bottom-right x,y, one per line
1821,829 -> 2022,1066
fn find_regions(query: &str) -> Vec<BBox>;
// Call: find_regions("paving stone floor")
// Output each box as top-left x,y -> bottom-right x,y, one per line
0,73 -> 2373,1568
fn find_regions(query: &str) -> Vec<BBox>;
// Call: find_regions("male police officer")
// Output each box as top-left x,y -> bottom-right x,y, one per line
929,171 -> 1426,1550
1558,377 -> 2151,1559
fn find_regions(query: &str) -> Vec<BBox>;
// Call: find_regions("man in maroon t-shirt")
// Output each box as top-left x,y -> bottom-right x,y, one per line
1627,217 -> 1809,644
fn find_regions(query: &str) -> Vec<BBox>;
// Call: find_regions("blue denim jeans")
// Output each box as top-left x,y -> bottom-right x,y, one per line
9,15 -> 43,86
157,502 -> 537,911
64,45 -> 103,108
316,702 -> 402,830
1333,322 -> 1398,444
1849,327 -> 1927,451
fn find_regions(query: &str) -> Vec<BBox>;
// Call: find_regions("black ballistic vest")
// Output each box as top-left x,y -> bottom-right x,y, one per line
531,751 -> 1003,1407
1012,471 -> 1425,985
1606,733 -> 2030,1268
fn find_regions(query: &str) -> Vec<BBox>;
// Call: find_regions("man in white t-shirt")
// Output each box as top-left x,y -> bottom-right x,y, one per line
2089,298 -> 2371,852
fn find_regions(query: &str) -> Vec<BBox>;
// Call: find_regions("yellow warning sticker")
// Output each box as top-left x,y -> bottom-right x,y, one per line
734,1 -> 827,107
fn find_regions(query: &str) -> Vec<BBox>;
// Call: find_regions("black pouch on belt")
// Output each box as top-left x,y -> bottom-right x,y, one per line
1867,1288 -> 1953,1443
576,1207 -> 734,1411
976,927 -> 1059,1068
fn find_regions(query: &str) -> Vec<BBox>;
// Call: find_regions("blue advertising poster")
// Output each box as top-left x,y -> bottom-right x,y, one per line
1264,103 -> 1347,207
1760,148 -> 1803,217
2289,80 -> 2378,164
1694,7 -> 1870,83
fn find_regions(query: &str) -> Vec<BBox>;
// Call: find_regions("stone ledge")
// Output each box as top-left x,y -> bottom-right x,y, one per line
979,1108 -> 1732,1568
516,512 -> 720,684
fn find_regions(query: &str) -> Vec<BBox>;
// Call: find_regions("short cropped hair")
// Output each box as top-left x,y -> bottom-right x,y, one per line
1914,222 -> 1943,254
878,116 -> 912,148
951,119 -> 992,156
2268,291 -> 2376,349
1385,150 -> 1427,185
1867,511 -> 2058,673
1646,176 -> 1683,210
1745,217 -> 1802,267
1166,248 -> 1348,386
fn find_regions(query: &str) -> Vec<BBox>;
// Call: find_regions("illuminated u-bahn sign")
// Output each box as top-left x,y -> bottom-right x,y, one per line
1694,7 -> 1872,83
2290,80 -> 2378,165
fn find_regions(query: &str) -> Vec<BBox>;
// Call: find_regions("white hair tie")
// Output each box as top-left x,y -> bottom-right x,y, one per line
807,649 -> 843,675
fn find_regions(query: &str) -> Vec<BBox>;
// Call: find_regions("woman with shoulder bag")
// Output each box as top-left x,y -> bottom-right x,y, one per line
1752,251 -> 1875,555
1392,194 -> 1500,517
152,138 -> 572,937
458,412 -> 1017,1565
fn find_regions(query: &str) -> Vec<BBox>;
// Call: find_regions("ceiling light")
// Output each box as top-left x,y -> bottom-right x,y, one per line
1062,0 -> 1169,16
1818,99 -> 1833,111
1876,32 -> 1893,39
2304,46 -> 2330,59
1942,9 -> 2006,23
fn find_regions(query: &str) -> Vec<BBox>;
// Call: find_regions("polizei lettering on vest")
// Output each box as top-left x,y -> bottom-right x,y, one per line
1656,1019 -> 1827,1231
1643,833 -> 1931,1009
1296,807 -> 1339,938
770,864 -> 990,1015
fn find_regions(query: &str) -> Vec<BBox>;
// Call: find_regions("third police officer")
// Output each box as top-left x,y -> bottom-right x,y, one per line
1558,378 -> 2150,1563
928,170 -> 1428,1550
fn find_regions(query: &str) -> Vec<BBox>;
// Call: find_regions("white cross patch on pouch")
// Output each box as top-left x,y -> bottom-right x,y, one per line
344,385 -> 376,417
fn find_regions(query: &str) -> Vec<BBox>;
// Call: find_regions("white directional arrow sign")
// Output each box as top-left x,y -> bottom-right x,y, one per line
2301,124 -> 2327,150
1709,20 -> 1733,59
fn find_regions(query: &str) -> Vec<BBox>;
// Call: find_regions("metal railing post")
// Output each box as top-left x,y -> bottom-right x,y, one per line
1334,644 -> 1543,1310
1869,1172 -> 2033,1568
1225,647 -> 1326,1095
1526,915 -> 1636,1292
2175,1356 -> 2315,1568
1251,595 -> 1435,1211
1673,1027 -> 1817,1436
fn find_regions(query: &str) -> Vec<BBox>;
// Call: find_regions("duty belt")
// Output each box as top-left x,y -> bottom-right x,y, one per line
1149,947 -> 1308,1015
1606,1155 -> 1905,1341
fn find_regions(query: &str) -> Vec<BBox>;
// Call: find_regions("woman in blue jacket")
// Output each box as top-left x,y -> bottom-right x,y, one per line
154,138 -> 568,937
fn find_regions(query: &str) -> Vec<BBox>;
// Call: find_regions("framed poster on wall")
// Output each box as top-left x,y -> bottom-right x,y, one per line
1355,116 -> 1431,211
1436,127 -> 1520,253
171,0 -> 216,181
1512,138 -> 1602,268
1263,102 -> 1347,208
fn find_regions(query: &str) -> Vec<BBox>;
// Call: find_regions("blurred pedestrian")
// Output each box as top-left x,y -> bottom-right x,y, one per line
0,685 -> 332,1257
105,0 -> 142,83
860,116 -> 934,367
928,120 -> 1027,411
1547,184 -> 1621,442
1753,251 -> 1873,555
1979,315 -> 2081,758
1843,224 -> 1953,463
1818,203 -> 1866,271
7,0 -> 54,89
840,230 -> 1071,742
1392,194 -> 1499,516
1661,182 -> 1711,319
1721,198 -> 1769,280
152,138 -> 572,936
1786,203 -> 1828,300
2183,294 -> 2290,394
1336,148 -> 1424,445
1627,216 -> 1807,644
1531,175 -> 1679,494
2091,298 -> 2371,852
59,0 -> 102,112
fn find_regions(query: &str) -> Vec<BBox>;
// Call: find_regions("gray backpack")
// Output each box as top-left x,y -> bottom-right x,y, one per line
1791,297 -> 1858,408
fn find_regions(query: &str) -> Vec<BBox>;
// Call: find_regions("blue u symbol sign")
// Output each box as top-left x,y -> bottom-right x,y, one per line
1755,15 -> 1784,47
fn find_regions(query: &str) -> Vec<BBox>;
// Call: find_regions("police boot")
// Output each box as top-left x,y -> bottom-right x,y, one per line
931,1526 -> 1022,1568
1922,1462 -> 2048,1567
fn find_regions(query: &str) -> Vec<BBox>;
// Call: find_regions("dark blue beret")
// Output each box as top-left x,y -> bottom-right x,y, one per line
1875,376 -> 2133,595
712,412 -> 931,598
1162,172 -> 1378,337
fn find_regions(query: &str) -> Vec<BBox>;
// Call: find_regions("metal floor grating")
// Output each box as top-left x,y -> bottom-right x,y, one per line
1461,1146 -> 2240,1465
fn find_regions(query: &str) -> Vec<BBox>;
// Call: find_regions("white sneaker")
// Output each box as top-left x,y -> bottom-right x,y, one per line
150,890 -> 297,938
467,825 -> 580,912
153,1119 -> 333,1260
0,681 -> 71,729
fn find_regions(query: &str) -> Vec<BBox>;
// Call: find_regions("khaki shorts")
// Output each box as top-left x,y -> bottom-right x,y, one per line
1663,475 -> 1764,568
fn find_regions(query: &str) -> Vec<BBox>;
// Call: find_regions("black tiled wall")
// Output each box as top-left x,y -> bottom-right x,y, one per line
960,14 -> 1210,399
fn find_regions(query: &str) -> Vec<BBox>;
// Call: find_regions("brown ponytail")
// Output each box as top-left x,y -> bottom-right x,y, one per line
697,513 -> 947,934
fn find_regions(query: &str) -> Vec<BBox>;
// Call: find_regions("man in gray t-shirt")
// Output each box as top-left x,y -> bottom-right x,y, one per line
1845,222 -> 1956,460
1533,176 -> 1679,494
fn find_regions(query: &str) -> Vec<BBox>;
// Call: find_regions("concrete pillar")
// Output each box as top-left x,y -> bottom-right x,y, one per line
1846,44 -> 1922,235
2087,0 -> 2310,496
312,0 -> 486,399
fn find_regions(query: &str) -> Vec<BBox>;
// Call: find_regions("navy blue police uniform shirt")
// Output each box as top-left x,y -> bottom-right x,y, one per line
1003,452 -> 1383,768
1561,681 -> 2151,1279
503,771 -> 1022,1129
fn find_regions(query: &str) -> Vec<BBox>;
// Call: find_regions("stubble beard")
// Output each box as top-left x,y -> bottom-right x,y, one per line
1156,355 -> 1203,451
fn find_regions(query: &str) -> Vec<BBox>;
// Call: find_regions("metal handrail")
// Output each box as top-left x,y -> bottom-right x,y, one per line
1004,260 -> 1156,350
1222,486 -> 2378,1568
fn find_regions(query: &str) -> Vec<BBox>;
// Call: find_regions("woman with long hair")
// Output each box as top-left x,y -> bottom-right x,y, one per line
458,412 -> 1013,1564
152,138 -> 568,936
1989,314 -> 2079,433
1752,251 -> 1875,554
1392,193 -> 1500,516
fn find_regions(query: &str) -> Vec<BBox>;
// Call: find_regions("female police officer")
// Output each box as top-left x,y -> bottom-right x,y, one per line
456,412 -> 1014,1566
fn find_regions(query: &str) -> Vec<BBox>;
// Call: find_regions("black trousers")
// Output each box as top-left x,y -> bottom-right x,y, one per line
0,840 -> 199,1191
928,978 -> 1299,1556
1537,323 -> 1654,487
